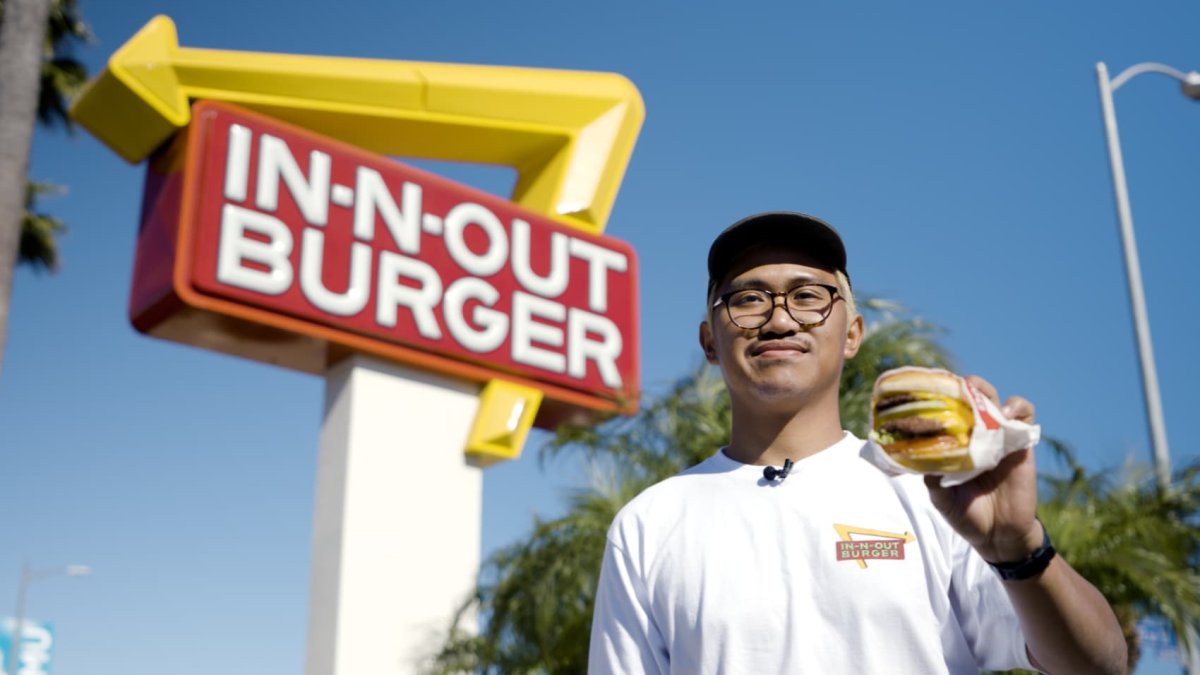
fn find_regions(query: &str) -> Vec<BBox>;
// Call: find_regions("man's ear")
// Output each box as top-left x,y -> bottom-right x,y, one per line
844,313 -> 865,359
699,321 -> 719,364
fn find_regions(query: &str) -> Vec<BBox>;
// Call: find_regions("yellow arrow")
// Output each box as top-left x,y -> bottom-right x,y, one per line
464,380 -> 544,466
69,15 -> 643,234
833,524 -> 917,543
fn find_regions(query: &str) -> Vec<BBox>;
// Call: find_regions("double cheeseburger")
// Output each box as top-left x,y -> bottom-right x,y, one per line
870,369 -> 975,473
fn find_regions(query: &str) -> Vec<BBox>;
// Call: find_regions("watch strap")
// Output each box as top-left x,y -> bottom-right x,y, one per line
987,519 -> 1056,581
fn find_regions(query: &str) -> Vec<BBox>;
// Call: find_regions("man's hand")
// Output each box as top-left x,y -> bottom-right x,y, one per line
924,375 -> 1044,563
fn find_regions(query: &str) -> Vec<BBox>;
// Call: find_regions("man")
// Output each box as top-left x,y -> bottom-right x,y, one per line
588,212 -> 1127,674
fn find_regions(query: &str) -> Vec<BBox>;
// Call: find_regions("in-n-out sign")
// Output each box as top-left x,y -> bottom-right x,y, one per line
70,18 -> 645,674
133,101 -> 639,424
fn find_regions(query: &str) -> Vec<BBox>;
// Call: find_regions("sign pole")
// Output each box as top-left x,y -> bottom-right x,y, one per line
306,355 -> 482,674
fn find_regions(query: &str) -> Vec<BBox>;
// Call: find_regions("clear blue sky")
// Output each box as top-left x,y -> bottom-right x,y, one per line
3,1 -> 1198,673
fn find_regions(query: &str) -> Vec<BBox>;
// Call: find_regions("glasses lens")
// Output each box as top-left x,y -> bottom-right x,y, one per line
788,285 -> 833,325
726,290 -> 772,327
787,284 -> 833,309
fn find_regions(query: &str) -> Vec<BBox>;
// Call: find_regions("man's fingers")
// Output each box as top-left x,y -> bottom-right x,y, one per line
1002,395 -> 1036,423
966,376 -> 1035,423
965,375 -> 1000,406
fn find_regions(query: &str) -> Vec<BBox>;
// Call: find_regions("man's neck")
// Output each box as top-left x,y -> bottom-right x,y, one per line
724,393 -> 846,467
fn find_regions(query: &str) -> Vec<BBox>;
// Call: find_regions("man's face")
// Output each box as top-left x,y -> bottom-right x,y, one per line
698,246 -> 863,411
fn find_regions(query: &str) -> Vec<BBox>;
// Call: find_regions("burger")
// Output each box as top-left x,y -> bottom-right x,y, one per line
869,369 -> 975,473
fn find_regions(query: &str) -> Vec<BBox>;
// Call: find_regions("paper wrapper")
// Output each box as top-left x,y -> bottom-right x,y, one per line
864,367 -> 1041,487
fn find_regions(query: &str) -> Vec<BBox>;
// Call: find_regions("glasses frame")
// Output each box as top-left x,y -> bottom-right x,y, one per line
713,282 -> 843,330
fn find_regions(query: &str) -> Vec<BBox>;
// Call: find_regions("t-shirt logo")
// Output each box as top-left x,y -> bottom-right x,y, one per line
833,523 -> 915,569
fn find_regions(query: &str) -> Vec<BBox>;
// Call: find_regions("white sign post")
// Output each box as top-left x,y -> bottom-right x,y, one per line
305,355 -> 483,675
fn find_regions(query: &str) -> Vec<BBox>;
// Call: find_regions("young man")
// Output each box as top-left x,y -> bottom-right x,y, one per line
588,212 -> 1127,674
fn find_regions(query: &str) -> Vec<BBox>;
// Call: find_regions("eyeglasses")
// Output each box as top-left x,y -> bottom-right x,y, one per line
713,283 -> 842,330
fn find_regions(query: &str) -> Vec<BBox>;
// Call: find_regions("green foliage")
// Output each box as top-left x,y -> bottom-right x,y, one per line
1037,445 -> 1200,673
20,181 -> 66,270
542,363 -> 732,487
432,491 -> 615,674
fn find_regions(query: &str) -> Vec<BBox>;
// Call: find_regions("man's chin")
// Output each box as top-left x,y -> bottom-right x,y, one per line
737,366 -> 841,403
747,379 -> 818,405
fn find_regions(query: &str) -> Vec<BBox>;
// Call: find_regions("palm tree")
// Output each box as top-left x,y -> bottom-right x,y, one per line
0,0 -> 89,378
425,301 -> 953,673
21,0 -> 87,270
1037,445 -> 1200,673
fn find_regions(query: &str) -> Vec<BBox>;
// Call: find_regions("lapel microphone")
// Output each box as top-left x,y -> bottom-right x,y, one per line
763,458 -> 794,482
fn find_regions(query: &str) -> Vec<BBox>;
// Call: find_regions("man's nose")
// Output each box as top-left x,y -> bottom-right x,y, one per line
760,296 -> 799,332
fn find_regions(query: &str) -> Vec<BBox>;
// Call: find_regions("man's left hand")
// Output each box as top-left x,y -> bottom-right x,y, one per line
924,375 -> 1044,563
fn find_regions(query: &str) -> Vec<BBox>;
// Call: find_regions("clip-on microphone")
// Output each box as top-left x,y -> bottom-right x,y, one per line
763,458 -> 794,482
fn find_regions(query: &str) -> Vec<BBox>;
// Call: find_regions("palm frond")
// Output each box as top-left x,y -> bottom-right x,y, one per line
35,0 -> 91,131
1037,448 -> 1200,672
19,181 -> 67,271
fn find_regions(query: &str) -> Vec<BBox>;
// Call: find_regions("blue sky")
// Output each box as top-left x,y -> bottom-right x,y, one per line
3,1 -> 1199,673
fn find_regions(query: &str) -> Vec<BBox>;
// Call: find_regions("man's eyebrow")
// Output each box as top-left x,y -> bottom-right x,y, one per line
727,274 -> 824,291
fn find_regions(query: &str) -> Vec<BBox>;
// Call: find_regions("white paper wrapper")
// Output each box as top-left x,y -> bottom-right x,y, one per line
864,367 -> 1041,487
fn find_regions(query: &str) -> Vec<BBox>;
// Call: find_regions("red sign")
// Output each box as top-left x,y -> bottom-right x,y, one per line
131,101 -> 639,423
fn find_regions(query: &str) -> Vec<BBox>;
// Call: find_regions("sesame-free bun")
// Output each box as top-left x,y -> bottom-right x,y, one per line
874,369 -> 963,400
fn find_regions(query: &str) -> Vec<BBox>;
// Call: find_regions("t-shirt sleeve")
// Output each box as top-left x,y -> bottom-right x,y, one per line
589,531 -> 669,675
949,538 -> 1040,672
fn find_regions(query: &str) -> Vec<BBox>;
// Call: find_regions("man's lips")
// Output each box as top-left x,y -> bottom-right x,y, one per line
750,340 -> 811,357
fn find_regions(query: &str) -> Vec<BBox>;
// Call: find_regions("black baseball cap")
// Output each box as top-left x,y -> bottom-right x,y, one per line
706,211 -> 849,294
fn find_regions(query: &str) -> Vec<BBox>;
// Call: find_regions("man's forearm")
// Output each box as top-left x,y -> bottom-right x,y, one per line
1004,556 -> 1127,675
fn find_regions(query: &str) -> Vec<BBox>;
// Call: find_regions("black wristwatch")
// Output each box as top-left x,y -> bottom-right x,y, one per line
987,519 -> 1056,581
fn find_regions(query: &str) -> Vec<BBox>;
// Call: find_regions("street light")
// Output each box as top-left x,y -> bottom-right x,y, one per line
6,562 -> 90,675
1095,61 -> 1200,492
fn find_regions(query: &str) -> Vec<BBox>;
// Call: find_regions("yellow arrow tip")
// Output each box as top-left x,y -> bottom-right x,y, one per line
465,380 -> 543,467
109,15 -> 190,125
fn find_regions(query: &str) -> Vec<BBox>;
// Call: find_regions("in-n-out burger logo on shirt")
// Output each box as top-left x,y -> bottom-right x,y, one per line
134,102 -> 638,412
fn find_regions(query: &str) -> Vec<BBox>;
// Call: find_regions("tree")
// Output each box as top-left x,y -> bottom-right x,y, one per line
1036,447 -> 1200,673
425,300 -> 953,673
0,0 -> 89,378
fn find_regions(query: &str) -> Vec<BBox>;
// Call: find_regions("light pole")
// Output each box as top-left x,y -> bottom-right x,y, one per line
6,562 -> 90,675
1095,61 -> 1200,492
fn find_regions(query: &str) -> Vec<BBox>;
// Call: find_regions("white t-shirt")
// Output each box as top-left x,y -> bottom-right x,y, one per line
588,432 -> 1037,675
